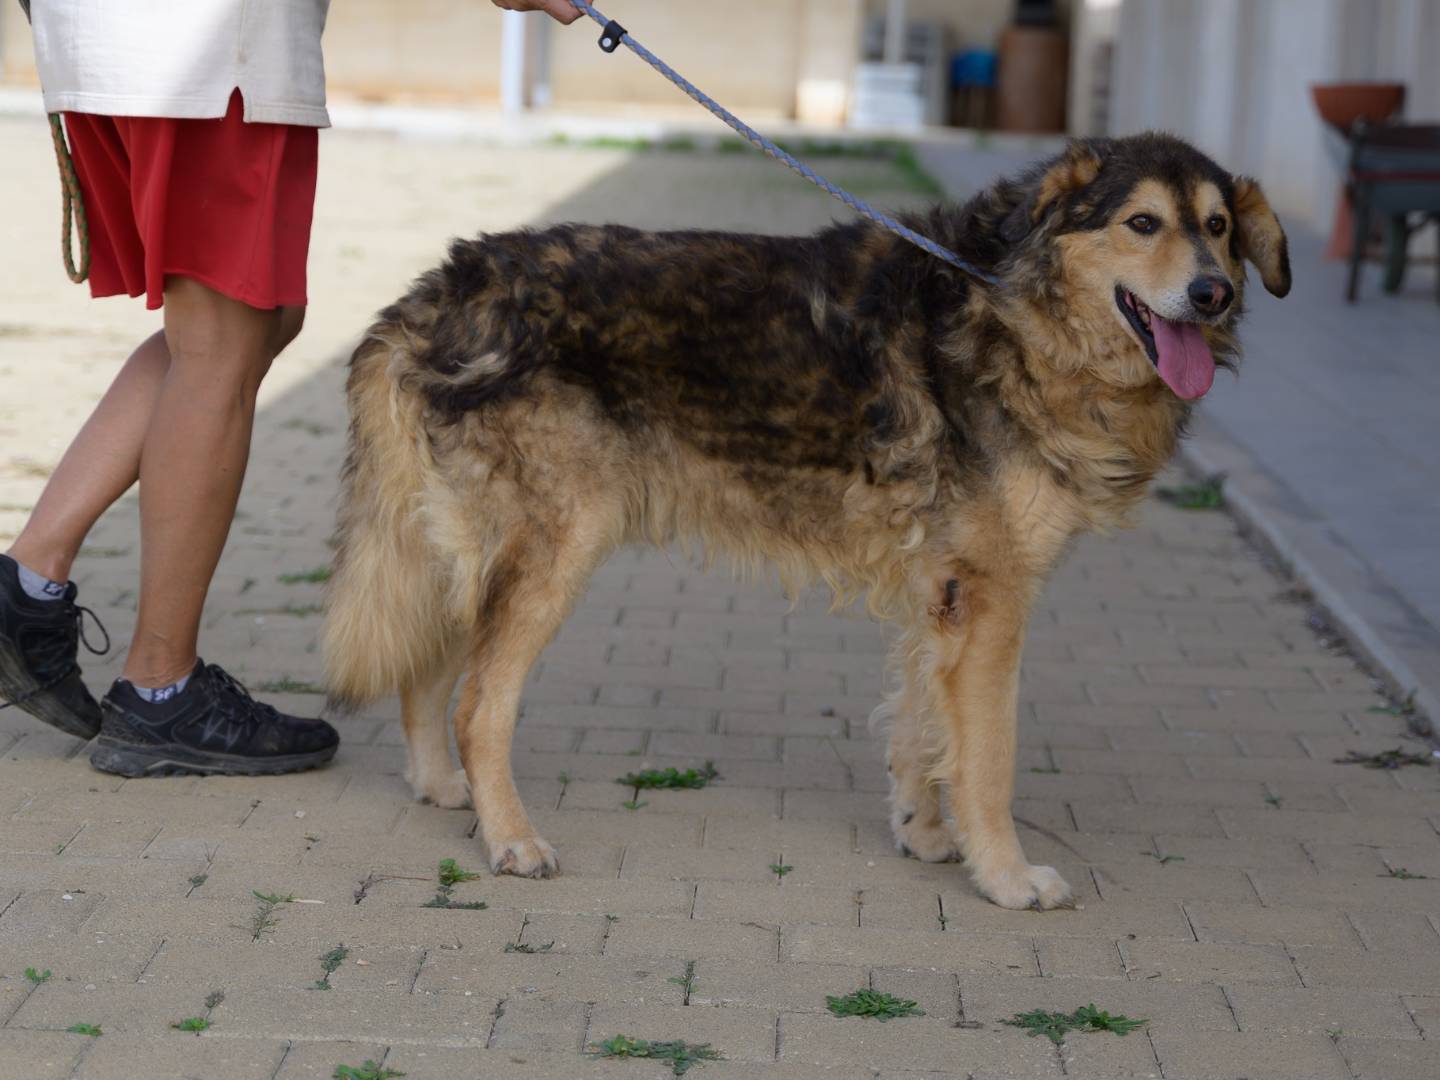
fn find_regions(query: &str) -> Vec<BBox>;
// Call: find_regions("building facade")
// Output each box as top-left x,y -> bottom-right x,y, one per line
1090,0 -> 1440,233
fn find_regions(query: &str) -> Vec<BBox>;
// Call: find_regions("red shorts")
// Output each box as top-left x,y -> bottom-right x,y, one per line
63,90 -> 318,311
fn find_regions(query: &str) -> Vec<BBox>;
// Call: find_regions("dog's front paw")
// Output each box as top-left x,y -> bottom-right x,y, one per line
973,862 -> 1073,911
891,809 -> 961,863
489,836 -> 559,879
424,769 -> 473,810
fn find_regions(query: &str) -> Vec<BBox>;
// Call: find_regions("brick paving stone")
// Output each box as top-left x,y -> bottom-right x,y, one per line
1250,867 -> 1440,911
8,981 -> 229,1035
1182,901 -> 1361,947
957,975 -> 1237,1035
0,1032 -> 86,1080
4,126 -> 1439,1080
1147,834 -> 1312,868
621,845 -> 780,884
492,998 -> 589,1052
1117,940 -> 1299,985
782,852 -> 1007,894
868,968 -> 960,1020
0,936 -> 160,989
686,959 -> 864,1013
481,877 -> 697,918
415,953 -> 684,1005
1149,1030 -> 1351,1080
1294,841 -> 1393,877
1225,984 -> 1420,1038
392,1046 -> 688,1079
272,1040 -> 389,1080
782,926 -> 1037,975
516,913 -> 610,956
1057,1034 -> 1164,1080
1091,862 -> 1258,902
1338,1037 -> 1440,1080
702,815 -> 853,853
1401,993 -> 1440,1037
1126,776 -> 1268,808
939,895 -> 1196,941
855,887 -> 945,932
1216,808 -> 1438,845
588,1003 -> 778,1064
699,1067 -> 876,1080
1290,946 -> 1440,994
71,1035 -> 288,1080
532,808 -> 704,849
605,916 -> 778,964
1070,802 -> 1224,837
1340,784 -> 1440,817
1342,909 -> 1440,952
693,882 -> 861,928
778,1015 -> 1062,1074
1033,936 -> 1127,978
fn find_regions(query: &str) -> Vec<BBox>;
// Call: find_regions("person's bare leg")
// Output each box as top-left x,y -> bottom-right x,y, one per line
6,332 -> 172,582
122,278 -> 302,688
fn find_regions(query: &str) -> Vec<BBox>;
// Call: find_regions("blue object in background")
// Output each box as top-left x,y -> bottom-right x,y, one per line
952,49 -> 998,90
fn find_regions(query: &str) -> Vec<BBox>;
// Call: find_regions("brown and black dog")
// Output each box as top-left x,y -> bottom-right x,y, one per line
323,133 -> 1289,909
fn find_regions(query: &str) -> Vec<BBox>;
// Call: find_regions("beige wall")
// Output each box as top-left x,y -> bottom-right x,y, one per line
547,1 -> 805,115
328,1 -> 855,116
324,0 -> 503,103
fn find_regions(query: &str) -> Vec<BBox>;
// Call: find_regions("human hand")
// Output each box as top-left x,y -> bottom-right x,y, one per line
491,0 -> 583,25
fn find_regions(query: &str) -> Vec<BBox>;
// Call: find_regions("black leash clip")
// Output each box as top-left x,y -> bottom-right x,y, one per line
598,19 -> 626,53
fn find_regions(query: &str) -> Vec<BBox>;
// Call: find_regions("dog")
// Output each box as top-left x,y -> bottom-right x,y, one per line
322,133 -> 1289,910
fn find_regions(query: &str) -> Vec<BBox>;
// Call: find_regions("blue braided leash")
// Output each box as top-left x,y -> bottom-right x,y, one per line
565,0 -> 1000,287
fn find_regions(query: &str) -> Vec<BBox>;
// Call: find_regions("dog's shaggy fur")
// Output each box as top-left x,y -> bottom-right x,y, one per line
323,134 -> 1290,907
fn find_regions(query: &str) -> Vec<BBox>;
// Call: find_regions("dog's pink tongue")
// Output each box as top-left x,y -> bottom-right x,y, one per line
1151,315 -> 1215,400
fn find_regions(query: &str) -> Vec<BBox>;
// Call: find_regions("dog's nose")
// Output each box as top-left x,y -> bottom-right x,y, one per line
1187,275 -> 1234,315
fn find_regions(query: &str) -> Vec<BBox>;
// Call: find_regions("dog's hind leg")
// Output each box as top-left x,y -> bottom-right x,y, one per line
930,583 -> 1073,911
401,647 -> 471,810
454,525 -> 613,879
884,644 -> 959,863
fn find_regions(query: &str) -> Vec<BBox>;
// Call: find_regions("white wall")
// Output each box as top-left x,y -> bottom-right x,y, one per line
1103,0 -> 1440,233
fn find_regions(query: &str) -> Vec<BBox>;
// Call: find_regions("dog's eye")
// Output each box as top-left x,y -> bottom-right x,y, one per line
1207,214 -> 1228,236
1125,214 -> 1159,235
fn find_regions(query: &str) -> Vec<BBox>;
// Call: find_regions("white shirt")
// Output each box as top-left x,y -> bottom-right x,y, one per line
31,1 -> 331,127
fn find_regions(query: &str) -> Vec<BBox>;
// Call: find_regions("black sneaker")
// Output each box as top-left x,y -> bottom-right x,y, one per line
91,660 -> 339,777
0,553 -> 110,739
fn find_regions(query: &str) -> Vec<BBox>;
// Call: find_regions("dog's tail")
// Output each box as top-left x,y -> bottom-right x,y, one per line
323,321 -> 454,709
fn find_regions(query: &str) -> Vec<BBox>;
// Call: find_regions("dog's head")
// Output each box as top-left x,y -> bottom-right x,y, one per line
998,133 -> 1290,400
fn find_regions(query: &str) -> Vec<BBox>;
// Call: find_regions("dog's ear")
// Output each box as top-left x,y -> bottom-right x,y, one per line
1001,142 -> 1104,243
1232,177 -> 1291,298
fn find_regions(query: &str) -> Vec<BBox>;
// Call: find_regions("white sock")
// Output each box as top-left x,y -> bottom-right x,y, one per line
17,562 -> 66,602
130,673 -> 193,704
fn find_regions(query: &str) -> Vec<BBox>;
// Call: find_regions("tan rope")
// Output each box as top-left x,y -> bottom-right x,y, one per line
47,113 -> 89,284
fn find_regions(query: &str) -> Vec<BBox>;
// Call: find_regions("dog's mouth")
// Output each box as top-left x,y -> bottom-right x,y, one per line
1114,285 -> 1215,401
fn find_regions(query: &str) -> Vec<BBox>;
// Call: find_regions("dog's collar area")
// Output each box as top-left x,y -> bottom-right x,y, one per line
1115,286 -> 1158,365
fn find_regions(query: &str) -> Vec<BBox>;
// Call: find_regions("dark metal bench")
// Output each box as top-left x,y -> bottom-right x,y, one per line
1346,123 -> 1440,303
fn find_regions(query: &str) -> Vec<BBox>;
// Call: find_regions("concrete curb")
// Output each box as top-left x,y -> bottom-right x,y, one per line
1181,413 -> 1439,735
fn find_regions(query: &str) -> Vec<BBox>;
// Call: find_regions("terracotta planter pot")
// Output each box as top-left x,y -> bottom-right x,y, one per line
1311,82 -> 1406,134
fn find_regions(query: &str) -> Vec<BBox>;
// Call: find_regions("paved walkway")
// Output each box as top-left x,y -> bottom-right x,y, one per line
2,117 -> 1439,1080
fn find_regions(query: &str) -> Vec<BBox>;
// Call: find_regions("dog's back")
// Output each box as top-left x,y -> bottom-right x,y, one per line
324,219 -> 984,710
